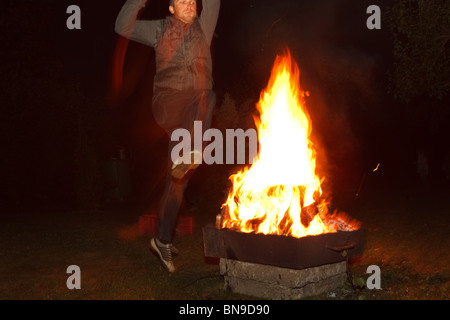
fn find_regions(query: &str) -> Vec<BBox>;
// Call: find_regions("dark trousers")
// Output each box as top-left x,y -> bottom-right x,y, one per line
152,89 -> 215,243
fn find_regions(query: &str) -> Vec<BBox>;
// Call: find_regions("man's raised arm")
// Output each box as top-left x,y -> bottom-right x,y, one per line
115,0 -> 159,47
199,0 -> 221,47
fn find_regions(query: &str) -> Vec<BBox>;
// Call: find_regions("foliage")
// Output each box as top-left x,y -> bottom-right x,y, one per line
388,0 -> 450,102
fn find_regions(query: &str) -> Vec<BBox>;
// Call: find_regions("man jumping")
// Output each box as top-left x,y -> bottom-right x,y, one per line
115,0 -> 220,272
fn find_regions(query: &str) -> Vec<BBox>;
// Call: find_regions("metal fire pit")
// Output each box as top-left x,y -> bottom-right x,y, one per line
203,224 -> 365,270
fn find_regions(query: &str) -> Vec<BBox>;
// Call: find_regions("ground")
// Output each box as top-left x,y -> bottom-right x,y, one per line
0,164 -> 449,300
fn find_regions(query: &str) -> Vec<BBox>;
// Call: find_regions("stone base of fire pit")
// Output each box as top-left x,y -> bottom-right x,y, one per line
220,258 -> 347,299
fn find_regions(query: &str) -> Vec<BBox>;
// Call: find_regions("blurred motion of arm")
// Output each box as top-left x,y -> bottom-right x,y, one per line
115,0 -> 159,47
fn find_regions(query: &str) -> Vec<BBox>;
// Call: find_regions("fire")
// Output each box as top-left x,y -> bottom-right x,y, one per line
221,51 -> 359,238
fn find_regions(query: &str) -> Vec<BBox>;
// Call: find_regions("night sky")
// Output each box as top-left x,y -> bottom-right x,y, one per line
1,0 -> 449,213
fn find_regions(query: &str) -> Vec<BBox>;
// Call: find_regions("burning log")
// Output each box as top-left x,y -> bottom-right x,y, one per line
300,203 -> 318,228
325,210 -> 362,232
300,199 -> 361,232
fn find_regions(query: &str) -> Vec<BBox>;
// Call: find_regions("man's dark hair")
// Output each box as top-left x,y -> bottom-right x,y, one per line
169,0 -> 174,6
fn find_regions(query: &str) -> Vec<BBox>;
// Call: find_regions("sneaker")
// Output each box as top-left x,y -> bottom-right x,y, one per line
150,237 -> 176,273
171,150 -> 202,179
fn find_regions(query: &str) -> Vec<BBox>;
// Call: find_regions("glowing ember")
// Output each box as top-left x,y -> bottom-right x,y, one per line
221,51 -> 359,238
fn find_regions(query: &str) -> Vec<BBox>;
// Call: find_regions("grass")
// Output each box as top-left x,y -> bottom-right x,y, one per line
1,165 -> 449,300
327,184 -> 450,300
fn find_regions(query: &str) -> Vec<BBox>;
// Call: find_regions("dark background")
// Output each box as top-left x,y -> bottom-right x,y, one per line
1,0 -> 449,214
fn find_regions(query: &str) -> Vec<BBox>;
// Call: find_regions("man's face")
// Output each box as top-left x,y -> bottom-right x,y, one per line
169,0 -> 197,24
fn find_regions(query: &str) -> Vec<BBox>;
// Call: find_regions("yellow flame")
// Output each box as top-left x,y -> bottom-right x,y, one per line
221,52 -> 334,238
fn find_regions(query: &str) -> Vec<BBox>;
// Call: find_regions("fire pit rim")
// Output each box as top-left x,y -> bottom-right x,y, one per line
203,224 -> 366,270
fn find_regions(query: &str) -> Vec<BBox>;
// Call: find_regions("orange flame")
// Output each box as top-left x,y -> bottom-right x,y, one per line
221,51 -> 359,238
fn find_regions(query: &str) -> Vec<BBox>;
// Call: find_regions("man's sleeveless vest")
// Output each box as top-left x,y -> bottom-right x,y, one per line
154,16 -> 213,91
